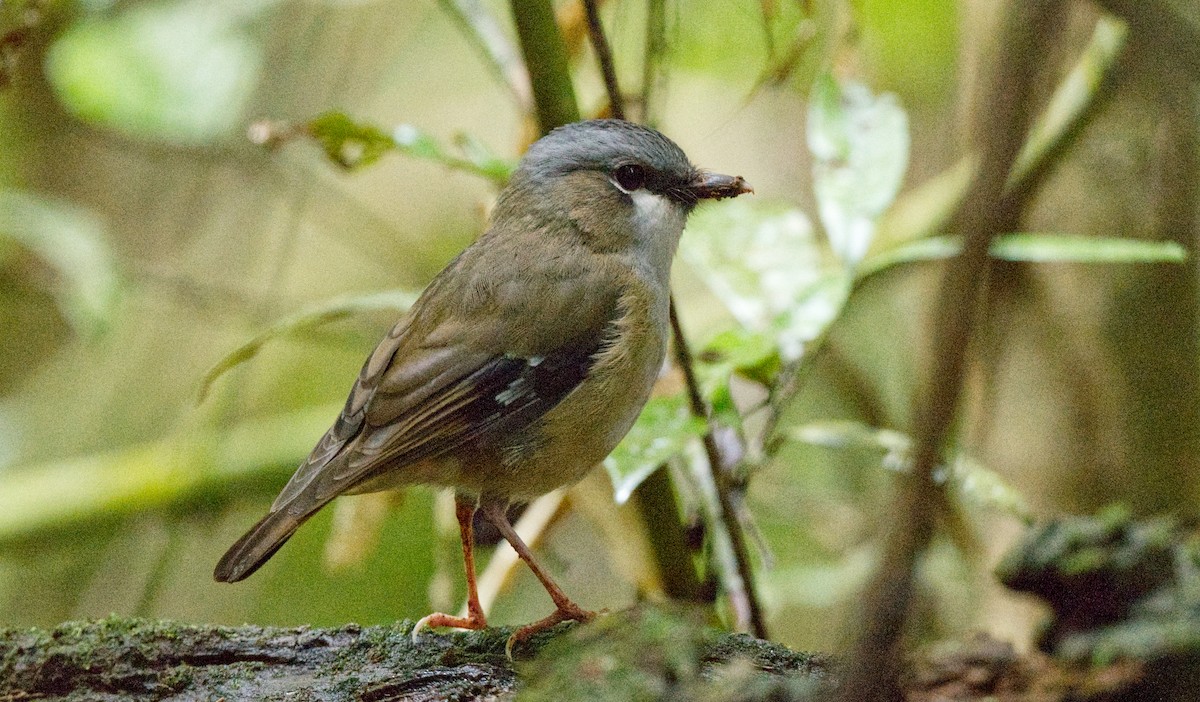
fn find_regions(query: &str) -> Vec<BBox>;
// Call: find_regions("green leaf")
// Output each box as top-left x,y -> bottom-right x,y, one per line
772,269 -> 851,358
1012,17 -> 1127,188
700,327 -> 782,389
790,420 -> 911,470
990,234 -> 1187,264
309,112 -> 399,170
695,324 -> 781,430
46,2 -> 263,144
305,113 -> 516,182
857,235 -> 962,279
451,131 -> 518,183
0,188 -> 121,337
943,454 -> 1034,524
789,420 -> 1032,521
197,290 -> 417,403
682,198 -> 844,360
604,394 -> 707,505
807,73 -> 910,266
683,200 -> 823,326
859,233 -> 1186,279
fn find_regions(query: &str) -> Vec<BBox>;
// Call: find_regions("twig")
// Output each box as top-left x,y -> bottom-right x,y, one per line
582,0 -> 624,120
670,304 -> 768,637
582,0 -> 767,637
838,3 -> 1067,701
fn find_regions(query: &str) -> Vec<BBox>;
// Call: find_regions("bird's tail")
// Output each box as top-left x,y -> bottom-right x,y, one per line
214,506 -> 312,583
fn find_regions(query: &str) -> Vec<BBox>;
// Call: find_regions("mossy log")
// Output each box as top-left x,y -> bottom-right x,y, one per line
3,582 -> 1195,702
0,608 -> 829,701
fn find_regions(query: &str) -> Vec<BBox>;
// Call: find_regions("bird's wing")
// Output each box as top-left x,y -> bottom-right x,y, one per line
346,339 -> 600,475
272,303 -> 613,510
268,312 -> 442,510
286,336 -> 604,506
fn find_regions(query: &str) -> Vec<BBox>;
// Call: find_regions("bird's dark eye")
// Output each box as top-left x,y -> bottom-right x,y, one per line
613,164 -> 647,192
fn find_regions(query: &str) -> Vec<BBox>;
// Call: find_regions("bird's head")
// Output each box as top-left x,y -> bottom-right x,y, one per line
494,120 -> 751,272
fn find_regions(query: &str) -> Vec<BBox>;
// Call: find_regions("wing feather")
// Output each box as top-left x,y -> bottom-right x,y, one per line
270,236 -> 620,510
329,340 -> 600,493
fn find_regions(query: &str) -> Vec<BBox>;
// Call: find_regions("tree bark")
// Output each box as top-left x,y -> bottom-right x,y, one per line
0,611 -> 826,701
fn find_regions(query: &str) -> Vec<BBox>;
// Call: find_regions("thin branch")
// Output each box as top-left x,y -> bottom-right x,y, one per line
838,3 -> 1067,701
670,304 -> 768,637
582,0 -> 767,637
582,0 -> 625,120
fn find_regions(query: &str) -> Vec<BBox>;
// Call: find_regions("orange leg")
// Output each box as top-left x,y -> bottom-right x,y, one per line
411,493 -> 487,641
478,500 -> 595,655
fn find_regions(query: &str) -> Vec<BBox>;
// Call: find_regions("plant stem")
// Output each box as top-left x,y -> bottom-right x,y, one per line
582,0 -> 624,120
510,0 -> 580,132
437,0 -> 532,112
838,3 -> 1066,700
670,304 -> 767,637
581,0 -> 764,632
641,0 -> 667,124
632,465 -> 704,602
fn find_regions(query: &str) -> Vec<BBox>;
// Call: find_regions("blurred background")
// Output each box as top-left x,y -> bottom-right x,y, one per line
1,0 -> 1197,656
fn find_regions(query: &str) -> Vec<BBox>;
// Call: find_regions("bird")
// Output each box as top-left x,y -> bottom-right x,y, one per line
213,118 -> 752,651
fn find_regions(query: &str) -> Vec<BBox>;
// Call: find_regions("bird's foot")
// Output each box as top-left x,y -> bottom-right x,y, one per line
411,611 -> 488,643
505,602 -> 596,658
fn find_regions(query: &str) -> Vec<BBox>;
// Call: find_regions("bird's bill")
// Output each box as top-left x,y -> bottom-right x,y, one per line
688,172 -> 753,200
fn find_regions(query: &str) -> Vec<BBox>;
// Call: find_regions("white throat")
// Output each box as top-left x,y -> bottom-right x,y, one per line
628,189 -> 686,285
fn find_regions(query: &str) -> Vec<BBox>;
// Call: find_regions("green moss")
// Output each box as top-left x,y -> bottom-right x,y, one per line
998,510 -> 1200,702
2,609 -> 826,700
518,606 -> 829,702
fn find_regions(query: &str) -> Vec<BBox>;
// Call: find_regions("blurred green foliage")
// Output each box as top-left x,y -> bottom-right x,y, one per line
46,1 -> 263,144
0,188 -> 120,337
0,0 -> 1196,661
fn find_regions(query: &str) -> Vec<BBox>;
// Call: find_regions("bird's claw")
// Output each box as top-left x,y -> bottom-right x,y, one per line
504,604 -> 597,659
411,611 -> 488,643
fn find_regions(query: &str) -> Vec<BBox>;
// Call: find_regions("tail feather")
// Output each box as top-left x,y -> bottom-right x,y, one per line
214,507 -> 310,583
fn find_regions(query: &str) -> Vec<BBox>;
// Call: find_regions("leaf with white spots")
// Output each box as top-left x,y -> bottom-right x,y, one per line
808,74 -> 910,267
604,394 -> 707,505
682,198 -> 847,360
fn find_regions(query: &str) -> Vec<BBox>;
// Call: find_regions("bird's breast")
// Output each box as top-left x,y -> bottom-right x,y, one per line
478,276 -> 669,500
